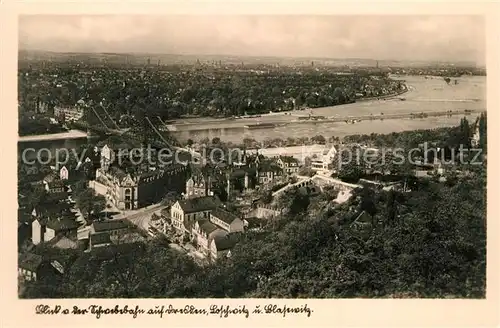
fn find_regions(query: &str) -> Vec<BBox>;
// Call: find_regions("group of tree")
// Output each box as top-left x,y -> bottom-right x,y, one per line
18,67 -> 404,120
20,120 -> 486,299
335,117 -> 486,185
477,112 -> 487,151
21,160 -> 486,298
18,112 -> 66,136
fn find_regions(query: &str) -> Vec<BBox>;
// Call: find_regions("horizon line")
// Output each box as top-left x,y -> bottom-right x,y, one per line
18,48 -> 483,67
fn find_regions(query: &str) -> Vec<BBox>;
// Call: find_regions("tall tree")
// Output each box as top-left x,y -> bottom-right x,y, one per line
76,189 -> 106,219
386,189 -> 397,225
478,112 -> 487,151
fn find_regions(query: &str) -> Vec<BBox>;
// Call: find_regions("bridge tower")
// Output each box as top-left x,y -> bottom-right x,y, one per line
87,128 -> 99,143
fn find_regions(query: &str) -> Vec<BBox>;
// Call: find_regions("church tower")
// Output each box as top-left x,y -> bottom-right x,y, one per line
185,177 -> 195,199
100,144 -> 114,172
185,170 -> 209,199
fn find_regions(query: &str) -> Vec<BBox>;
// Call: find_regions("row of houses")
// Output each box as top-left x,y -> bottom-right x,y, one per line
18,252 -> 67,282
20,213 -> 136,282
167,196 -> 245,260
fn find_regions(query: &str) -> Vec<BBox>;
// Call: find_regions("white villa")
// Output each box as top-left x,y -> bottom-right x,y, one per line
311,145 -> 338,172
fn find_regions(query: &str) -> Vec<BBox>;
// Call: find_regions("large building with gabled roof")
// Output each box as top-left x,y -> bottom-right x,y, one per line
95,144 -> 189,210
170,195 -> 222,233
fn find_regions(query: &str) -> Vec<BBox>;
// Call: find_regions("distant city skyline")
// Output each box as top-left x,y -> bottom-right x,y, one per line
19,15 -> 486,65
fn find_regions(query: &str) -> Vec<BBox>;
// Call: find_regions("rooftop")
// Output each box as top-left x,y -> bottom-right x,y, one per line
90,232 -> 112,246
211,208 -> 239,225
48,235 -> 78,249
243,217 -> 266,229
197,219 -> 219,235
45,217 -> 80,232
279,156 -> 299,164
43,172 -> 59,183
213,234 -> 238,251
18,252 -> 43,272
177,196 -> 222,214
92,219 -> 129,233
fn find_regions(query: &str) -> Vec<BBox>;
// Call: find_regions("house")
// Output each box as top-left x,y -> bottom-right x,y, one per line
311,145 -> 338,172
32,217 -> 79,245
244,203 -> 283,219
89,232 -> 112,249
209,234 -> 239,260
91,219 -> 129,236
47,235 -> 78,249
246,144 -> 327,164
43,173 -> 66,194
18,253 -> 43,282
209,208 -> 245,233
277,156 -> 300,175
243,217 -> 266,231
54,105 -> 84,122
256,161 -> 284,184
170,196 -> 222,233
160,208 -> 172,228
95,145 -> 188,210
59,166 -> 69,180
222,157 -> 284,194
228,167 -> 258,192
191,219 -> 226,254
185,172 -> 213,199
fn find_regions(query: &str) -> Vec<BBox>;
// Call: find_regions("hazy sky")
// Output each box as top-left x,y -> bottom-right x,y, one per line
19,15 -> 485,64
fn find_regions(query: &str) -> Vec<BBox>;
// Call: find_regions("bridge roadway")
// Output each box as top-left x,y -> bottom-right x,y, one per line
74,121 -> 201,158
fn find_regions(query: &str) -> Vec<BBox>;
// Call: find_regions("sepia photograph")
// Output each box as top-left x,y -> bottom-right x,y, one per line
16,14 -> 487,301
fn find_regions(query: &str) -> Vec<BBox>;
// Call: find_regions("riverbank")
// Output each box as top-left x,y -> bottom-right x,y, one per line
172,80 -> 410,125
18,129 -> 88,142
355,83 -> 409,102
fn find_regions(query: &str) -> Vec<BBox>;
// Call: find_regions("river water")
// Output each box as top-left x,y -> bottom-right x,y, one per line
17,75 -> 486,160
171,75 -> 486,143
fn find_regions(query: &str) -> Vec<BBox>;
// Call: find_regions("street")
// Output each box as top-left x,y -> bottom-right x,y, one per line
118,204 -> 167,231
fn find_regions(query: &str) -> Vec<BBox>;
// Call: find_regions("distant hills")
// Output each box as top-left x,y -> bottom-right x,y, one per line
18,49 -> 481,68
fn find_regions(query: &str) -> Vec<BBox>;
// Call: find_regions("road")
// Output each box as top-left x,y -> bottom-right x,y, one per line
118,204 -> 168,231
89,179 -> 169,231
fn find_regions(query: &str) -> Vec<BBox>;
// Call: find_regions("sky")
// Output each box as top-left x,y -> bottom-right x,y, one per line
18,15 -> 486,64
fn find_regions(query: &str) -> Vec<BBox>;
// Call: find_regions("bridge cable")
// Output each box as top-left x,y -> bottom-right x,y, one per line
144,116 -> 176,149
100,104 -> 121,130
89,106 -> 109,130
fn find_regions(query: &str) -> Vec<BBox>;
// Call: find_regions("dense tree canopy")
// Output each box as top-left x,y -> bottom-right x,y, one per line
21,162 -> 486,299
75,188 -> 106,219
18,67 -> 405,122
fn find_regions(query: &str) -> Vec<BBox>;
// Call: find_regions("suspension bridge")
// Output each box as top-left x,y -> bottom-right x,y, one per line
74,105 -> 200,158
